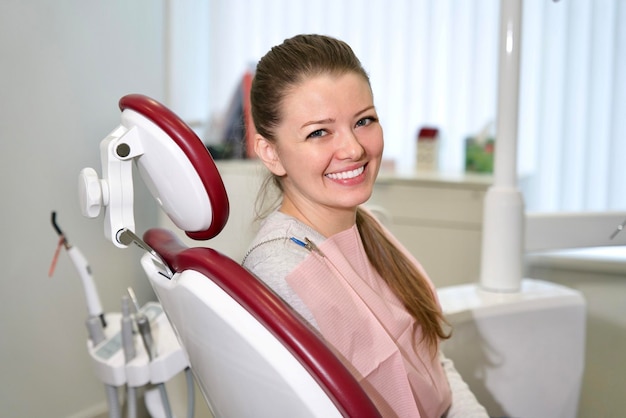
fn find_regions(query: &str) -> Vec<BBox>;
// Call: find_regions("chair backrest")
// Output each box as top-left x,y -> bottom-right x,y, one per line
143,228 -> 380,417
119,94 -> 380,417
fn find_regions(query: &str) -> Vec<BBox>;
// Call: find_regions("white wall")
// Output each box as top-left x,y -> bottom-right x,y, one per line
0,1 -> 165,417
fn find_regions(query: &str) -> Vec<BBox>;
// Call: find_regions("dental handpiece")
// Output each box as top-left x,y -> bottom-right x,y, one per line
67,245 -> 106,328
137,314 -> 156,361
51,212 -> 106,328
121,295 -> 136,362
127,287 -> 156,361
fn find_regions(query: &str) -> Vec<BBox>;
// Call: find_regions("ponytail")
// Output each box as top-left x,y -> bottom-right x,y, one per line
356,207 -> 450,354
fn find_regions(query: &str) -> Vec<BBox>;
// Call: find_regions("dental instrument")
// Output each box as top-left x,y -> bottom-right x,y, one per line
121,295 -> 136,363
126,287 -> 175,418
50,211 -> 106,331
49,213 -> 124,417
121,295 -> 138,418
84,291 -> 189,418
127,287 -> 157,361
49,213 -> 191,418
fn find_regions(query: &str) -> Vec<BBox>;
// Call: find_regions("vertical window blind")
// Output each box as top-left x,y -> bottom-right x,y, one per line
169,0 -> 625,213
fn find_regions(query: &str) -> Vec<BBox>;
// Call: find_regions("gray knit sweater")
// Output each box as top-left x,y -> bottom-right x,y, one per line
242,211 -> 488,418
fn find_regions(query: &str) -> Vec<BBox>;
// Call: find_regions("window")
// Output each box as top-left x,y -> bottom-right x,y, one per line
168,0 -> 625,215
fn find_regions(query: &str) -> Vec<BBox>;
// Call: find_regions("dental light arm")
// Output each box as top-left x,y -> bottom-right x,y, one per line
481,0 -> 625,291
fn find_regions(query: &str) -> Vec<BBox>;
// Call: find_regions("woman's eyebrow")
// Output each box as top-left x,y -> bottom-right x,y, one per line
301,118 -> 335,129
300,105 -> 375,129
355,105 -> 375,117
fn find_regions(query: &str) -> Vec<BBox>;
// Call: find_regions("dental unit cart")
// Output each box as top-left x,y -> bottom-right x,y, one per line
49,212 -> 194,418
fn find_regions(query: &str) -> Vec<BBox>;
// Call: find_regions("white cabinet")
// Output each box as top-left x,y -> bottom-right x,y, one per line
366,171 -> 491,287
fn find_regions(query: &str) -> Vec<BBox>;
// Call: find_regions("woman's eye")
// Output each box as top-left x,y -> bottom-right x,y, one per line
356,117 -> 377,127
307,129 -> 326,139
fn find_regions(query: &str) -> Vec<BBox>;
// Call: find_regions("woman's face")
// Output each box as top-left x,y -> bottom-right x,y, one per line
260,72 -> 384,222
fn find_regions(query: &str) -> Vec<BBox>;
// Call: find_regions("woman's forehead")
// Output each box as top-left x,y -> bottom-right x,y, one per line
280,73 -> 373,119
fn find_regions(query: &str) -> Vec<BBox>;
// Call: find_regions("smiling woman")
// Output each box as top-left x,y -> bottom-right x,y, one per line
254,71 -> 383,236
241,34 -> 488,418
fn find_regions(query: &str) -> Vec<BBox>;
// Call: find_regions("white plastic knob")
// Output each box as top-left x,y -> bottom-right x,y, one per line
78,167 -> 104,218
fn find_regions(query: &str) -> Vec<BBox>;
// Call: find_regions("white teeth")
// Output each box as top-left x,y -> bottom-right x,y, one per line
326,166 -> 364,180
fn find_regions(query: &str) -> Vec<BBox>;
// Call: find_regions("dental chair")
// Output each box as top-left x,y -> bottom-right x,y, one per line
78,94 -> 381,418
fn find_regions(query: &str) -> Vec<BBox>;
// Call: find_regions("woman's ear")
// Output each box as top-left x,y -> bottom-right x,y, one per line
255,134 -> 286,176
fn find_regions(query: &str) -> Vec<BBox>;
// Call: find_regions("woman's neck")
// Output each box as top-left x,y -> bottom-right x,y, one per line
279,197 -> 356,237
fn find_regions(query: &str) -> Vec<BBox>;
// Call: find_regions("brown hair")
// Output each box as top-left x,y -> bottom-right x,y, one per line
356,208 -> 450,352
251,34 -> 449,353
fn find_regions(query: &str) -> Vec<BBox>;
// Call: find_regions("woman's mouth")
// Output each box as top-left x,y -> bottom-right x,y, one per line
325,165 -> 365,180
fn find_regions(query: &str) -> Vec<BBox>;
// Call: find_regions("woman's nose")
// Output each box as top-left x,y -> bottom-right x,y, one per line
335,131 -> 365,160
